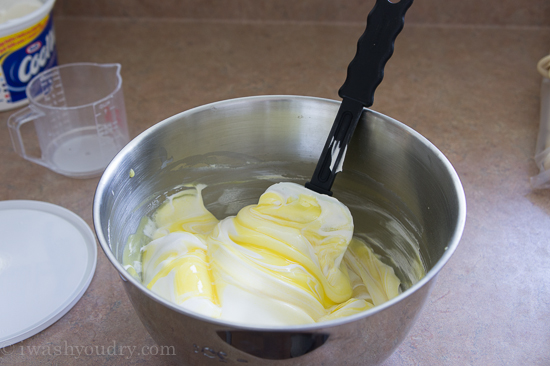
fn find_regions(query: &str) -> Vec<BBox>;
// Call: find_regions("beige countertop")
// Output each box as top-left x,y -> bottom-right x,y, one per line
0,8 -> 549,366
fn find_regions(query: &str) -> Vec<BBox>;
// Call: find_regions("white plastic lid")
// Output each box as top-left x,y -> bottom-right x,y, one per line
0,200 -> 97,348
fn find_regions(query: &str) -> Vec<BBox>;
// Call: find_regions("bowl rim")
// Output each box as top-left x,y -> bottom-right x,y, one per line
93,94 -> 467,331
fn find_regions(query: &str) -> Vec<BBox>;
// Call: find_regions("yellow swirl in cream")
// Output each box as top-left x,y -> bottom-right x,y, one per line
123,182 -> 401,326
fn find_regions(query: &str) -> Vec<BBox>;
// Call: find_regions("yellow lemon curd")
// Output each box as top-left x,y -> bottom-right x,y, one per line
123,182 -> 401,326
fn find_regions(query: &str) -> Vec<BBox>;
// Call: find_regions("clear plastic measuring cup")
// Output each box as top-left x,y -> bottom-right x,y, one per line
7,63 -> 129,179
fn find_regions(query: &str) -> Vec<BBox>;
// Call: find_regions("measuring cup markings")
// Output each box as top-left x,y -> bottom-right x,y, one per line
93,96 -> 128,166
95,100 -> 121,137
41,71 -> 72,147
38,69 -> 67,108
50,78 -> 67,108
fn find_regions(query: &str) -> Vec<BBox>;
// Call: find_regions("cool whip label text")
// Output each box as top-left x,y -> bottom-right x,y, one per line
18,28 -> 55,83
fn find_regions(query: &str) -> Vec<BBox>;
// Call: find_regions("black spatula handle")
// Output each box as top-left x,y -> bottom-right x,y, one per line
339,0 -> 413,106
306,0 -> 413,196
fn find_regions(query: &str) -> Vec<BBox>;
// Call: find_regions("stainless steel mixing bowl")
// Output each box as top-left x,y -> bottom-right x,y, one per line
93,95 -> 466,365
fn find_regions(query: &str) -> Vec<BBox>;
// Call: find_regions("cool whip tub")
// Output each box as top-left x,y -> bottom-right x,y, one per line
0,0 -> 56,111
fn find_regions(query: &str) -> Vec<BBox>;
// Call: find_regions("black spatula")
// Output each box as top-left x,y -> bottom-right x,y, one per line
306,0 -> 413,196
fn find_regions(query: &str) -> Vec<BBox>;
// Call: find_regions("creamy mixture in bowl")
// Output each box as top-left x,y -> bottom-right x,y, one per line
123,182 -> 422,326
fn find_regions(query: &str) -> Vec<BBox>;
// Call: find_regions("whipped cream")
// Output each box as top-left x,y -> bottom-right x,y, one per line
0,0 -> 42,24
124,182 -> 401,326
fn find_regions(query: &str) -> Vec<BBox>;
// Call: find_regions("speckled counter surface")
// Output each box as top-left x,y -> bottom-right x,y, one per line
0,13 -> 549,366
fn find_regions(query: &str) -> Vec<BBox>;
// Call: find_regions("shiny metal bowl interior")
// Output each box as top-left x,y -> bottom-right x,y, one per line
93,95 -> 466,365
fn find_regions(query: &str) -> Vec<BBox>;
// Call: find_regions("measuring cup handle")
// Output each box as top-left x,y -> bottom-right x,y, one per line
7,106 -> 48,168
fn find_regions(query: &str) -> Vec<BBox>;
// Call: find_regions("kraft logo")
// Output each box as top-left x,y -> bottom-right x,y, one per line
26,41 -> 42,54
